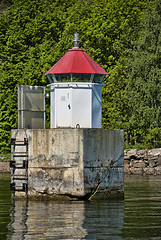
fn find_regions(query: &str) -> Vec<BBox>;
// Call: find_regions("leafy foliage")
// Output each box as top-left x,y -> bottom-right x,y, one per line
0,0 -> 12,13
126,0 -> 161,148
0,0 -> 159,153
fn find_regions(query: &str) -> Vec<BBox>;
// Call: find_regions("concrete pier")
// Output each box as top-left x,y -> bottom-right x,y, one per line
11,128 -> 124,199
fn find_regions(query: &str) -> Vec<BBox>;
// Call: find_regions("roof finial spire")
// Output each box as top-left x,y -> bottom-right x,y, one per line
73,32 -> 80,49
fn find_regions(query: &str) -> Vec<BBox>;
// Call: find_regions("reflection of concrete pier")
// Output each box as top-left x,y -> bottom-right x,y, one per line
11,128 -> 124,199
8,200 -> 28,240
8,200 -> 124,239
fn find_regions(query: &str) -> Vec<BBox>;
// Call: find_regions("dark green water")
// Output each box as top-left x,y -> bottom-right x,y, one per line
0,174 -> 11,240
0,174 -> 161,239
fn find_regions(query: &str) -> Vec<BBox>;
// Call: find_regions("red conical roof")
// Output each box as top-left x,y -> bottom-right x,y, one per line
45,49 -> 108,75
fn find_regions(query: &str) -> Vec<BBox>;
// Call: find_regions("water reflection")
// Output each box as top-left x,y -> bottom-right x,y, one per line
7,200 -> 125,240
122,175 -> 161,240
2,174 -> 161,239
0,174 -> 11,240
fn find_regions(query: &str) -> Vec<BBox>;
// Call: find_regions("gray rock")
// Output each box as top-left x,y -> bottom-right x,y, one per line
143,167 -> 156,175
130,167 -> 143,175
155,166 -> 161,175
133,161 -> 146,168
124,149 -> 137,158
124,160 -> 130,168
157,156 -> 161,165
148,148 -> 161,156
149,161 -> 156,168
124,148 -> 161,175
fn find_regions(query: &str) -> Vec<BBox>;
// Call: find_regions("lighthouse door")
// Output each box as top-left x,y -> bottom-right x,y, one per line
55,88 -> 72,127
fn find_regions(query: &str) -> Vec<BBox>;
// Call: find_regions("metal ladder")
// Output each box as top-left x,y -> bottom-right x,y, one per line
10,138 -> 28,197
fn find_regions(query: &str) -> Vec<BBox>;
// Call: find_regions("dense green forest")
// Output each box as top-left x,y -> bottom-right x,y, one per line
0,0 -> 160,153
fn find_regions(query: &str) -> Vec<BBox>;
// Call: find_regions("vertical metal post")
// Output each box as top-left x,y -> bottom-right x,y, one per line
18,86 -> 20,129
43,87 -> 46,129
100,75 -> 105,83
52,74 -> 57,83
47,75 -> 52,84
21,86 -> 24,129
71,73 -> 73,82
90,73 -> 94,82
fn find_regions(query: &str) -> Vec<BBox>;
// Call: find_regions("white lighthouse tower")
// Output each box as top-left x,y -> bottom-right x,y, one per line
45,33 -> 108,129
11,33 -> 124,200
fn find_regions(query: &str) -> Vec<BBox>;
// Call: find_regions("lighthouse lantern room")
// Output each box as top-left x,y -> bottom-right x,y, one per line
45,33 -> 108,128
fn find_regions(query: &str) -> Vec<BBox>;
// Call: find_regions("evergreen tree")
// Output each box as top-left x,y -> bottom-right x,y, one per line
126,0 -> 161,148
0,0 -> 67,152
0,0 -> 155,152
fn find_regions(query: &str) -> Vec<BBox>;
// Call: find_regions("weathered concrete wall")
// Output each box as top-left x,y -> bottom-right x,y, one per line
28,129 -> 84,197
11,128 -> 124,199
83,129 -> 124,198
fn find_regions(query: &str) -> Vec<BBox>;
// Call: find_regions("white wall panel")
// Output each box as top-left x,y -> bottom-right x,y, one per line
50,83 -> 102,128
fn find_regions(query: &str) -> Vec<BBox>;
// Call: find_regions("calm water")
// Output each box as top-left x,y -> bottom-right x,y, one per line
0,174 -> 161,240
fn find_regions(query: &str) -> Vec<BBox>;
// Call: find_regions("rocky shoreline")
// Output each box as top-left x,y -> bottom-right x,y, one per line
124,148 -> 161,175
1,148 -> 161,175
